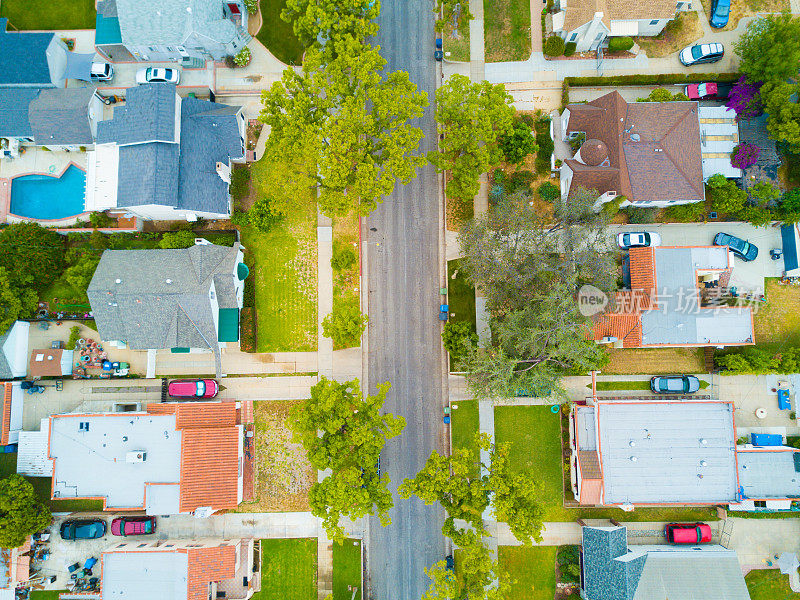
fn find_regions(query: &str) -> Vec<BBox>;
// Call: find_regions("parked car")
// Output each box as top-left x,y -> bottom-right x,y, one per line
60,519 -> 107,540
709,0 -> 730,28
617,231 -> 661,249
684,82 -> 733,100
168,379 -> 219,398
111,516 -> 156,536
650,375 -> 701,394
90,62 -> 114,82
665,523 -> 713,544
679,43 -> 724,66
713,232 -> 759,261
135,67 -> 180,84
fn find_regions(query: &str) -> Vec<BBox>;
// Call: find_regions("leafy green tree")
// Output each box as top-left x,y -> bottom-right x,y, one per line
63,251 -> 101,293
260,41 -> 428,217
706,173 -> 747,215
442,320 -> 478,359
637,88 -> 689,102
434,0 -> 474,33
781,188 -> 800,222
499,119 -> 538,165
734,13 -> 800,84
282,0 -> 380,49
159,230 -> 196,249
429,74 -> 515,202
248,196 -> 285,232
0,267 -> 37,334
422,561 -> 459,600
0,475 -> 51,549
0,222 -> 64,293
291,378 -> 404,539
322,299 -> 368,348
761,81 -> 800,152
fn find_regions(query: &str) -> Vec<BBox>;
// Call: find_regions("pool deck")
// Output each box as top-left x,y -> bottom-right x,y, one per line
0,178 -> 9,222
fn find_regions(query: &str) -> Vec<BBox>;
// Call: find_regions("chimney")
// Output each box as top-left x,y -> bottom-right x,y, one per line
216,161 -> 231,184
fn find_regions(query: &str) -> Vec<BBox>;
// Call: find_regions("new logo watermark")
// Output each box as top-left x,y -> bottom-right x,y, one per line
578,285 -> 609,317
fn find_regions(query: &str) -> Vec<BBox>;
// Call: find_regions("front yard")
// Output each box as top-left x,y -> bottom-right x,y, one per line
498,546 -> 557,600
332,539 -> 362,600
0,0 -> 95,30
699,0 -> 789,30
746,568 -> 800,600
484,0 -> 531,62
753,278 -> 800,349
256,0 -> 305,65
256,539 -> 317,600
634,11 -> 703,58
603,347 -> 706,374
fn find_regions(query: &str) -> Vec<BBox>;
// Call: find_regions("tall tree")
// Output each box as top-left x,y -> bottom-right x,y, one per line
734,13 -> 800,84
291,377 -> 405,539
0,475 -> 51,549
0,267 -> 38,334
760,81 -> 800,153
429,74 -> 516,202
282,0 -> 379,49
0,222 -> 65,293
260,39 -> 428,217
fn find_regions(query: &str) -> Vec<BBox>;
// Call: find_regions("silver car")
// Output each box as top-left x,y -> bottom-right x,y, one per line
135,67 -> 180,84
617,231 -> 661,249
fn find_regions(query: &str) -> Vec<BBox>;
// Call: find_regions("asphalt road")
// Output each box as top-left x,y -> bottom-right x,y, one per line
366,1 -> 447,599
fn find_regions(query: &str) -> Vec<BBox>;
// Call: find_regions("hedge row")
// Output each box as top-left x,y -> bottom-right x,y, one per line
564,72 -> 740,87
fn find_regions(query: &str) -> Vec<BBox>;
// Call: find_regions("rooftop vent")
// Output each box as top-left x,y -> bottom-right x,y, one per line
126,451 -> 147,463
630,134 -> 640,141
629,456 -> 637,462
700,438 -> 708,446
115,279 -> 121,284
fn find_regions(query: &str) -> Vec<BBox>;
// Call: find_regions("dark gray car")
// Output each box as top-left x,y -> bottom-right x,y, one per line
714,232 -> 758,261
651,375 -> 701,394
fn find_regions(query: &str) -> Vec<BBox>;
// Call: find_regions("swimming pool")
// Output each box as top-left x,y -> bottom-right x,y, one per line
10,164 -> 87,220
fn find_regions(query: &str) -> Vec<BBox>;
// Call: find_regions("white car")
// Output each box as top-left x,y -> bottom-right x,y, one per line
135,67 -> 180,84
90,62 -> 114,82
617,231 -> 661,249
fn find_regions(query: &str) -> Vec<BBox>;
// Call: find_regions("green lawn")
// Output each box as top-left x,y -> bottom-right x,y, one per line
451,400 -> 479,455
443,12 -> 470,62
257,0 -> 305,65
746,569 -> 800,600
447,259 -> 476,328
30,591 -> 70,600
588,380 -> 710,391
332,538 -> 362,600
494,406 -> 719,523
0,0 -> 95,30
499,546 -> 556,600
240,166 -> 317,352
256,539 -> 317,600
484,0 -> 531,62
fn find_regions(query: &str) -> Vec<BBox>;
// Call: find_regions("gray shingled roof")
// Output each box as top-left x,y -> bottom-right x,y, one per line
0,18 -> 55,87
0,88 -> 38,137
582,526 -> 644,600
116,143 -> 180,207
87,243 -> 241,375
28,87 -> 95,145
97,83 -> 177,145
0,327 -> 13,380
116,0 -> 239,46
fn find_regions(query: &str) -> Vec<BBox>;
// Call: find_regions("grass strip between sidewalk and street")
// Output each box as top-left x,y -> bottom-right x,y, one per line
332,538 -> 362,600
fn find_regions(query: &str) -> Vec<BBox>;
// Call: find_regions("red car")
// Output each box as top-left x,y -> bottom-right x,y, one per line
664,522 -> 712,544
111,516 -> 156,536
167,379 -> 218,398
685,82 -> 733,100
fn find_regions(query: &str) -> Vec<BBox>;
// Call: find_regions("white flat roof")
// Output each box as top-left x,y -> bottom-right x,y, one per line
102,551 -> 188,600
17,429 -> 52,477
737,450 -> 800,500
49,413 -> 181,510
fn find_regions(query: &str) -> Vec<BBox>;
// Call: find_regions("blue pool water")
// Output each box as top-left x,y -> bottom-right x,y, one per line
10,165 -> 87,220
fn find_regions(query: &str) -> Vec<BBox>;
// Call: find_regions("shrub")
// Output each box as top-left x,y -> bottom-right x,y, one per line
159,230 -> 196,249
726,76 -> 763,121
89,211 -> 114,228
544,36 -> 566,57
534,118 -> 554,174
0,222 -> 65,293
331,244 -> 357,272
500,119 -> 538,164
623,207 -> 659,224
607,36 -> 634,53
706,173 -> 747,215
230,210 -> 250,227
66,326 -> 81,350
538,182 -> 560,202
506,170 -> 536,195
730,143 -> 761,169
230,166 -> 251,201
602,195 -> 624,216
442,321 -> 478,360
322,299 -> 368,349
565,73 -> 740,87
90,229 -> 109,250
249,196 -> 284,232
243,0 -> 258,14
234,46 -> 252,67
564,41 -> 577,57
664,202 -> 706,222
561,80 -> 570,108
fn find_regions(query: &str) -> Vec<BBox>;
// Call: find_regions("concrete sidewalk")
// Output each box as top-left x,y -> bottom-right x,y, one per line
317,216 -> 334,380
155,348 -> 318,376
468,0 -> 485,82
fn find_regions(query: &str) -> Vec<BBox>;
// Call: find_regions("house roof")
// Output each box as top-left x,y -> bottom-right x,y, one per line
28,349 -> 72,377
582,526 -> 644,600
737,449 -> 800,500
185,546 -> 237,600
28,87 -> 94,145
1,383 -> 11,446
97,83 -> 178,145
561,0 -> 678,32
0,88 -> 37,137
565,92 -> 704,204
0,321 -> 28,380
0,19 -> 55,88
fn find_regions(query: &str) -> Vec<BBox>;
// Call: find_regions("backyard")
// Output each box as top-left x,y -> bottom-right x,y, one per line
634,11 -> 703,58
745,568 -> 800,600
483,0 -> 531,62
753,278 -> 800,350
332,538 -> 362,600
498,546 -> 557,600
0,0 -> 95,30
239,401 -> 314,513
256,0 -> 305,65
256,539 -> 317,600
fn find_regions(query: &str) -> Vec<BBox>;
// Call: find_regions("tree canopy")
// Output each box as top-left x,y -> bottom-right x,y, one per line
734,13 -> 800,84
291,377 -> 404,539
0,222 -> 64,293
282,0 -> 380,50
499,119 -> 538,165
760,81 -> 800,153
0,475 -> 51,549
0,267 -> 38,334
429,74 -> 516,202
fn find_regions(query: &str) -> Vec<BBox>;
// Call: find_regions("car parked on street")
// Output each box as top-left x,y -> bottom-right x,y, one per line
135,67 -> 180,84
168,378 -> 219,398
650,375 -> 701,394
617,231 -> 661,249
90,62 -> 114,82
60,519 -> 107,540
709,0 -> 730,28
685,82 -> 733,100
665,522 -> 713,544
679,43 -> 724,66
111,516 -> 156,536
714,232 -> 759,261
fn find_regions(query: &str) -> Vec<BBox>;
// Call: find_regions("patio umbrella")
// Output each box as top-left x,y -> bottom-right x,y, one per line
777,552 -> 799,575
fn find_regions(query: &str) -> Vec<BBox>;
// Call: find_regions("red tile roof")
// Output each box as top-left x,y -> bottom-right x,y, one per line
147,401 -> 237,429
183,545 -> 237,600
629,246 -> 657,310
591,313 -> 642,348
579,478 -> 603,505
179,428 -> 240,513
1,383 -> 11,446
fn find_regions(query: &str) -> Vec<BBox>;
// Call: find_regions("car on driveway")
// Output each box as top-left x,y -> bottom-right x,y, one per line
650,375 -> 701,394
168,378 -> 218,398
665,522 -> 713,544
617,231 -> 661,249
709,0 -> 730,28
60,519 -> 107,540
679,43 -> 724,66
685,82 -> 733,100
111,516 -> 156,536
135,67 -> 180,84
90,62 -> 114,82
713,232 -> 759,261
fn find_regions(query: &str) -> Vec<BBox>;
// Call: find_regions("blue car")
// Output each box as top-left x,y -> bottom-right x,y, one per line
710,0 -> 730,28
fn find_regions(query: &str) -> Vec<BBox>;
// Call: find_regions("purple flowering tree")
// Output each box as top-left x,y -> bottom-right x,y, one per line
726,77 -> 763,121
730,143 -> 760,169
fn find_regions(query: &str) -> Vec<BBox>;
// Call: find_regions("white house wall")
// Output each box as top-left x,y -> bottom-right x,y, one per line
122,204 -> 229,222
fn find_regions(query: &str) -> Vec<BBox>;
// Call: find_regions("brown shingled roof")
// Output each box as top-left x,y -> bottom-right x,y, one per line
179,428 -> 239,513
1,383 -> 11,446
183,545 -> 237,600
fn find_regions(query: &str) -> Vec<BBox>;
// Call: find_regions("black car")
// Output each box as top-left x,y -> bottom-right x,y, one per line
60,519 -> 107,540
651,376 -> 701,394
714,232 -> 759,261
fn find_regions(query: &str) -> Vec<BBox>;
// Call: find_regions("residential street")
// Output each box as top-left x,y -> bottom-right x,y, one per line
367,1 -> 447,598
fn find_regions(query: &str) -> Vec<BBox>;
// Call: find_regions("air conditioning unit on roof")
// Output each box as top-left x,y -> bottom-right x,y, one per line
126,451 -> 147,463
